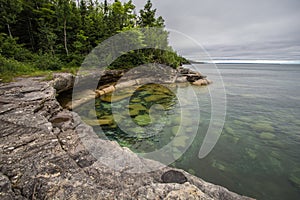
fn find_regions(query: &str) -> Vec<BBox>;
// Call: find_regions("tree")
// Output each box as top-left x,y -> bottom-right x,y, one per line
0,0 -> 187,72
0,0 -> 23,38
138,0 -> 156,27
56,0 -> 72,56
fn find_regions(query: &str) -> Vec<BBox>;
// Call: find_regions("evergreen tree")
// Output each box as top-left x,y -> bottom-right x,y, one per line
138,0 -> 156,27
0,0 -> 23,38
0,0 -> 187,77
56,0 -> 72,56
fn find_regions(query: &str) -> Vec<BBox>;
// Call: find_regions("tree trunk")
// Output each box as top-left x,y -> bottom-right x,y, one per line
7,24 -> 12,38
64,18 -> 69,56
27,18 -> 35,51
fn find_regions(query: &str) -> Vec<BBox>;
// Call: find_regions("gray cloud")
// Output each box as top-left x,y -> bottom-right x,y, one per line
127,0 -> 300,60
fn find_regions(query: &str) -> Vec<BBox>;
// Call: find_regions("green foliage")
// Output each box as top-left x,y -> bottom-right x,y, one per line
0,0 -> 23,37
33,53 -> 63,71
0,33 -> 34,62
0,55 -> 34,82
0,0 -> 187,81
139,0 -> 157,27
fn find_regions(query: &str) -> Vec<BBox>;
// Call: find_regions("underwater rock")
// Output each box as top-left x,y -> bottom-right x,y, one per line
251,122 -> 274,132
162,170 -> 188,184
224,126 -> 235,136
172,126 -> 180,135
289,170 -> 300,189
144,94 -> 168,102
212,160 -> 226,171
128,108 -> 140,116
134,114 -> 151,126
245,148 -> 257,159
259,132 -> 275,140
188,169 -> 196,175
173,135 -> 189,148
128,103 -> 147,111
100,93 -> 133,103
266,140 -> 285,149
88,109 -> 97,118
83,118 -> 114,126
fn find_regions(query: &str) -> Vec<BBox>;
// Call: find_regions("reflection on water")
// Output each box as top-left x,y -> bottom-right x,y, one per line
77,64 -> 300,200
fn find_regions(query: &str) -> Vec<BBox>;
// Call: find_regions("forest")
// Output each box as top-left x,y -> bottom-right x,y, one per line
0,0 -> 188,82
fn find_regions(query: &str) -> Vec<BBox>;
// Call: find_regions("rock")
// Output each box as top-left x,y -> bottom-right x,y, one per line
134,114 -> 152,126
193,79 -> 206,86
83,119 -> 114,126
245,148 -> 257,159
0,76 -> 252,200
251,122 -> 274,132
186,74 -> 207,82
176,76 -> 188,83
128,104 -> 147,111
51,73 -> 75,93
100,92 -> 132,103
127,104 -> 147,116
50,111 -> 72,128
178,67 -> 190,74
173,135 -> 189,148
0,172 -> 25,200
259,132 -> 275,140
144,94 -> 167,102
133,182 -> 214,200
165,182 -> 213,200
162,170 -> 188,184
289,170 -> 300,189
212,160 -> 226,171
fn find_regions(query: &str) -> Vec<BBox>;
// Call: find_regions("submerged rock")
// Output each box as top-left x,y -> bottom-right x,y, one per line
251,122 -> 274,132
259,132 -> 276,140
134,114 -> 152,126
212,160 -> 226,171
289,170 -> 300,189
245,148 -> 257,160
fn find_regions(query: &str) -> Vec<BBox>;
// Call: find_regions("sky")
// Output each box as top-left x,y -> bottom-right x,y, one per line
122,0 -> 300,61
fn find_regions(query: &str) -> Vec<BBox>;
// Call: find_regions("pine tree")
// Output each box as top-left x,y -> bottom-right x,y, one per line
56,0 -> 72,56
138,0 -> 156,27
0,0 -> 23,38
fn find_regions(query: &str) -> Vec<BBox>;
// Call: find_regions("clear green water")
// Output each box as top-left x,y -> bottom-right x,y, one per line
77,64 -> 300,200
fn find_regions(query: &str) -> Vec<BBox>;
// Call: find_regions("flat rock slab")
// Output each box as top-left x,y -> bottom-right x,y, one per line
0,77 -> 254,200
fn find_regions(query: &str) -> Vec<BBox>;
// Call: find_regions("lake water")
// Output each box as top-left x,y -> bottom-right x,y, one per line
176,64 -> 300,200
77,63 -> 300,200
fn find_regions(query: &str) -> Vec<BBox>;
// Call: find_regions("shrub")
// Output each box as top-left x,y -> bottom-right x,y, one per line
34,53 -> 63,71
0,55 -> 34,82
0,33 -> 34,62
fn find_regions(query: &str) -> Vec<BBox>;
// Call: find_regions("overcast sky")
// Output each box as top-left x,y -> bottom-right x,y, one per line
125,0 -> 300,60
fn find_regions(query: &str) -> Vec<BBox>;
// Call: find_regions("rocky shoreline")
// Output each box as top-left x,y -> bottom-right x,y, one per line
60,65 -> 213,110
0,71 -> 254,199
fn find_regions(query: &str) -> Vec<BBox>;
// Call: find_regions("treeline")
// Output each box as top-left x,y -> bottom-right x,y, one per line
0,0 -> 187,81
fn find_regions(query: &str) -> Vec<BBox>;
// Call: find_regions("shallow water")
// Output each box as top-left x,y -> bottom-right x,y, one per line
77,64 -> 300,200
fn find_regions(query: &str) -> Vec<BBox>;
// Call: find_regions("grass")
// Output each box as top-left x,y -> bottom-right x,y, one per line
0,56 -> 79,83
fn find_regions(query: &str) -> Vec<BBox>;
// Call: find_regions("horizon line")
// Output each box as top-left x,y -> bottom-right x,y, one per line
190,59 -> 300,65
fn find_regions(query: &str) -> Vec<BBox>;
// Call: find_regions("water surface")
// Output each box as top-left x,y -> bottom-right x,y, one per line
77,64 -> 300,200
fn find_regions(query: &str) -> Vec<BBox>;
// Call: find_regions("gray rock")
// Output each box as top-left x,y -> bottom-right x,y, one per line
0,77 -> 254,200
162,170 -> 188,184
51,73 -> 75,93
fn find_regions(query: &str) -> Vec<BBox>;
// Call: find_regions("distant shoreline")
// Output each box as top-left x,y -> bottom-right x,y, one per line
189,60 -> 300,65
